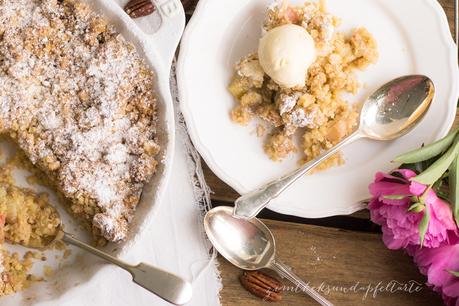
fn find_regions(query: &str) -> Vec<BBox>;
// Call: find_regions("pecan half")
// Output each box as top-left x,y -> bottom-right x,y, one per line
124,0 -> 155,18
240,270 -> 283,302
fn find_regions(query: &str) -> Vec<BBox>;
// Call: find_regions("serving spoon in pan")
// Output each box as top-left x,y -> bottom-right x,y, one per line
233,75 -> 435,219
35,225 -> 193,305
60,231 -> 192,305
2,187 -> 192,305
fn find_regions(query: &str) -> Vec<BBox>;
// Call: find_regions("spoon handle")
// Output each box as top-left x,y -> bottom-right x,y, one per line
234,131 -> 363,219
271,260 -> 334,306
63,232 -> 192,305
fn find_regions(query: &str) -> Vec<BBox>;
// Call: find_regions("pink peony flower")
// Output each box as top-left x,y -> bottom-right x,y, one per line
368,169 -> 457,250
407,234 -> 459,306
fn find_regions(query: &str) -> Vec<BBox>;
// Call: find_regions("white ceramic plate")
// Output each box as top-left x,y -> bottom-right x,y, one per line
178,0 -> 459,218
3,0 -> 184,304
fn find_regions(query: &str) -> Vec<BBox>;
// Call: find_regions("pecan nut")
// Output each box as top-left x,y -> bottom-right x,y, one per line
240,270 -> 283,302
124,0 -> 155,19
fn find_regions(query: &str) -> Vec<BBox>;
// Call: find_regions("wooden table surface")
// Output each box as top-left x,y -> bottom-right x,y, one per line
202,1 -> 457,305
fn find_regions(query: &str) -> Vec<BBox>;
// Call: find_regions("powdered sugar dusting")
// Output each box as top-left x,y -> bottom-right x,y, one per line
278,92 -> 301,115
0,0 -> 160,242
291,108 -> 315,127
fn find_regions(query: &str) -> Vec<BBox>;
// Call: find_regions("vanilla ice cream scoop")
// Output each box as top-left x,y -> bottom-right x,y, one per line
258,24 -> 316,88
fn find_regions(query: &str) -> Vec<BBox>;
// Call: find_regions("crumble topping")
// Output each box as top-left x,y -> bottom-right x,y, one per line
0,0 -> 160,242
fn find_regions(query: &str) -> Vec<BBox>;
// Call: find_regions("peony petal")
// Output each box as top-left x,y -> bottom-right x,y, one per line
368,169 -> 459,253
382,226 -> 406,249
369,201 -> 385,225
443,280 -> 459,298
409,181 -> 428,196
428,199 -> 457,231
369,181 -> 412,198
392,169 -> 418,179
378,196 -> 411,206
375,171 -> 410,183
413,244 -> 459,290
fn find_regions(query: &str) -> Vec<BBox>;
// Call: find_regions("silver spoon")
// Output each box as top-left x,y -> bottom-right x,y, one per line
234,75 -> 435,219
7,193 -> 192,305
46,230 -> 193,305
204,206 -> 333,306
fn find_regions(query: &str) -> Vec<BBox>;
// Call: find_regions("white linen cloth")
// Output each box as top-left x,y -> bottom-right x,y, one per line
35,66 -> 222,306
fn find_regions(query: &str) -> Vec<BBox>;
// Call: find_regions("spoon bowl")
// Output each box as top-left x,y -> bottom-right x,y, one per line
204,206 -> 333,306
360,75 -> 435,140
204,206 -> 275,270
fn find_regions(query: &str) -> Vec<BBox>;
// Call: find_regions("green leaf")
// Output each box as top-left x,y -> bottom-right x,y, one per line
408,202 -> 424,213
412,139 -> 459,185
436,191 -> 450,202
382,195 -> 409,200
447,270 -> 459,278
394,127 -> 459,163
419,205 -> 430,247
449,152 -> 459,227
400,154 -> 442,175
433,174 -> 450,201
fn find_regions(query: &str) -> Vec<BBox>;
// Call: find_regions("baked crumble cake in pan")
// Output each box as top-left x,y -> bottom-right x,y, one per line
0,0 -> 181,244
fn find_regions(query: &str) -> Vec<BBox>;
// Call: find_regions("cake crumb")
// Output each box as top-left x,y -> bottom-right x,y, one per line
256,125 -> 266,137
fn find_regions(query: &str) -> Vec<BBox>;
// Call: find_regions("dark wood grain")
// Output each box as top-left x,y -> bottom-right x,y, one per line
439,0 -> 455,36
210,1 -> 458,305
219,220 -> 443,306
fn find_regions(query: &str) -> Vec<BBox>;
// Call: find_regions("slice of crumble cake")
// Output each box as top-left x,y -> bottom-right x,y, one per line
0,0 -> 160,243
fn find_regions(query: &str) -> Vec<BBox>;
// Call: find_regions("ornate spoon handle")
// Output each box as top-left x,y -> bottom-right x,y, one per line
233,131 -> 363,219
